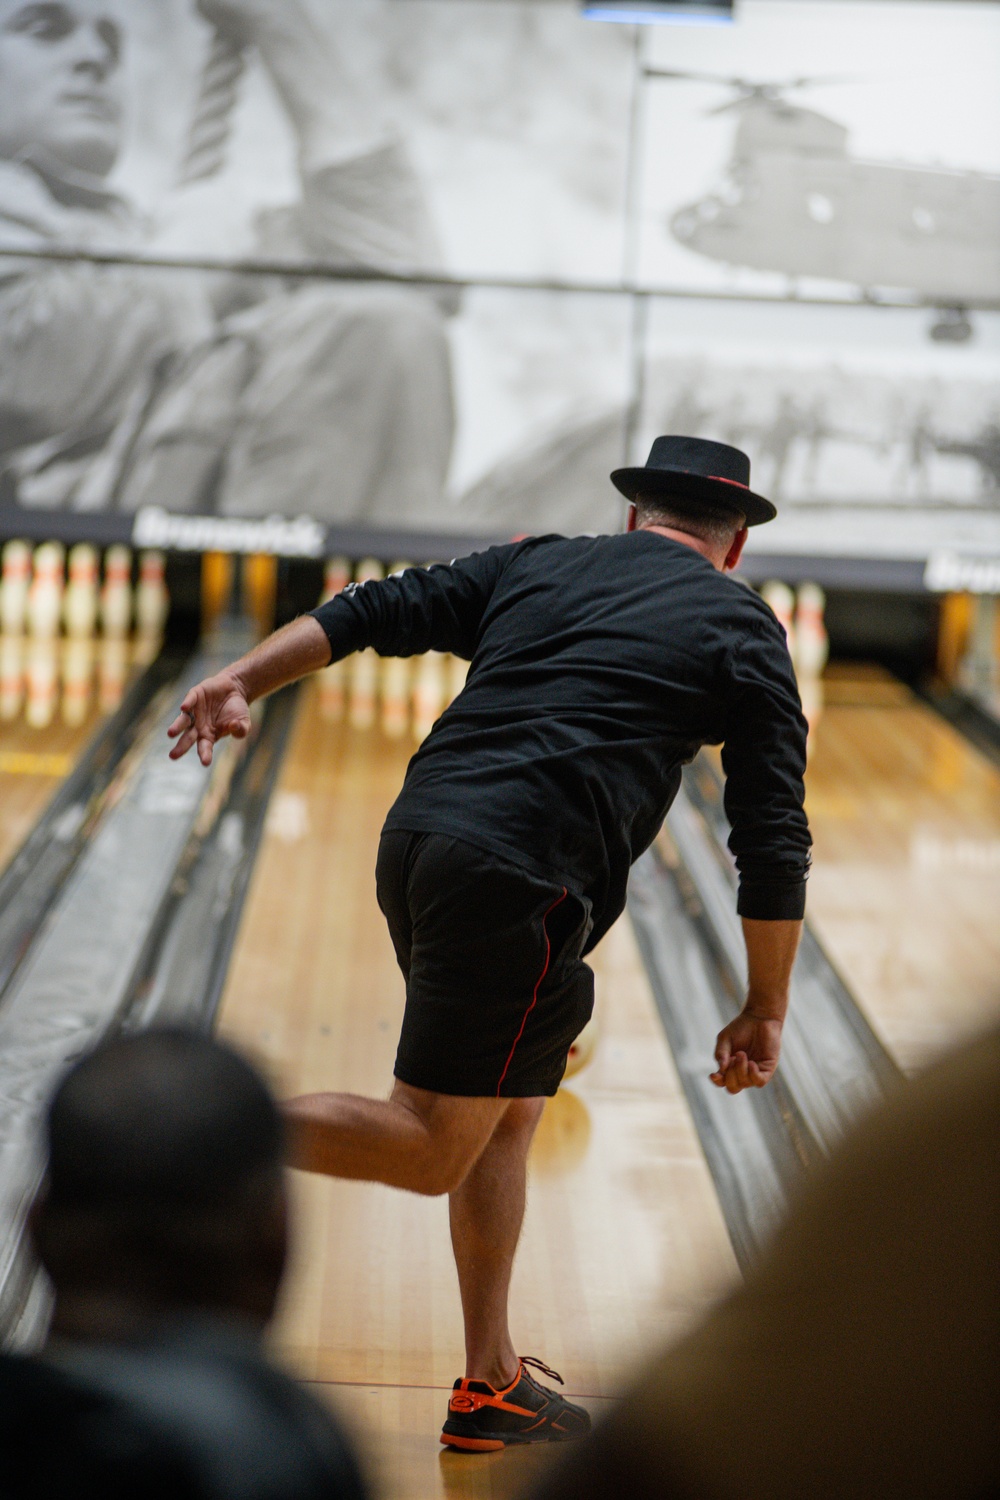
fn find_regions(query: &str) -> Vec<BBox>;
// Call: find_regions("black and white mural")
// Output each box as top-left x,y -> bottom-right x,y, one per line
0,0 -> 997,557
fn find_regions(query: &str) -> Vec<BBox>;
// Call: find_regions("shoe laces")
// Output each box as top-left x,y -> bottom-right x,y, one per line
519,1355 -> 564,1386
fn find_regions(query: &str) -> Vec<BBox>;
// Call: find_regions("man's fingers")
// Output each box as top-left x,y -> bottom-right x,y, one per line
714,1032 -> 733,1070
168,727 -> 198,761
725,1051 -> 750,1093
167,714 -> 188,739
197,736 -> 215,768
223,711 -> 251,741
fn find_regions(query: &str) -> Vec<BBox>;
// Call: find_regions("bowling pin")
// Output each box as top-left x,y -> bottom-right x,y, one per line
62,636 -> 95,726
0,634 -> 24,721
0,540 -> 31,636
348,649 -> 379,730
760,581 -> 796,664
318,556 -> 352,722
25,638 -> 58,728
98,635 -> 129,713
27,542 -> 65,639
320,555 -> 352,604
413,652 -> 447,742
63,544 -> 100,639
135,549 -> 170,644
101,545 -> 133,639
380,656 -> 411,738
798,673 -> 825,752
348,558 -> 384,730
795,582 -> 829,681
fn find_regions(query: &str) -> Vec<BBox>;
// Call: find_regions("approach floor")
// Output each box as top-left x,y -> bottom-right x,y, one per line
216,678 -> 738,1500
802,663 -> 1000,1074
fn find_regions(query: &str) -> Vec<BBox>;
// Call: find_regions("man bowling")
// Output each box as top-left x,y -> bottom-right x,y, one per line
167,437 -> 811,1451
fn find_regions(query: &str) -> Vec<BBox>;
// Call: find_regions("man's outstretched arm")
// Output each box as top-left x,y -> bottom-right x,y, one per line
167,615 -> 330,766
711,917 -> 802,1094
168,545 -> 514,766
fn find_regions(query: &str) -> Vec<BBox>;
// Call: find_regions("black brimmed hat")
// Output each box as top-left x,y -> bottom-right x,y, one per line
611,435 -> 775,527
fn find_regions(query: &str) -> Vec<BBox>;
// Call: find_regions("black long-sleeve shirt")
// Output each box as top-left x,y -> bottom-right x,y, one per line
310,532 -> 811,949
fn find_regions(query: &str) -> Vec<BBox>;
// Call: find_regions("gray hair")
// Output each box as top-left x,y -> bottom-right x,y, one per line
633,491 -> 745,551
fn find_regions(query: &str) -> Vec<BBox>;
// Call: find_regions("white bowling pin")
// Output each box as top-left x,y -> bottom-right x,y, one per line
320,555 -> 352,604
760,581 -> 796,664
98,635 -> 129,713
798,673 -> 825,753
413,652 -> 447,742
380,655 -> 411,738
27,542 -> 65,639
101,545 -> 133,639
0,634 -> 24,720
795,582 -> 829,680
135,549 -> 170,641
348,649 -> 378,729
62,636 -> 95,726
63,543 -> 100,639
25,638 -> 58,728
0,540 -> 31,636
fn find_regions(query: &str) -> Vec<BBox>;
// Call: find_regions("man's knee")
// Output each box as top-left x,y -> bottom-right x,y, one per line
493,1097 -> 546,1145
391,1083 -> 503,1197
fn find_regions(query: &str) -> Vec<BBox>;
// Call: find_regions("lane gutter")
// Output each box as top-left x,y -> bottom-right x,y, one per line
0,629 -> 298,1348
0,648 -> 190,1008
629,756 -> 901,1271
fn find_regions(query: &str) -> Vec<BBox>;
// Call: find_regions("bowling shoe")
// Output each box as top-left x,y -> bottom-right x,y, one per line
440,1356 -> 591,1451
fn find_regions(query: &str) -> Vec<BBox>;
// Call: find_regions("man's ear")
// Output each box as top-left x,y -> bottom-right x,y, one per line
626,503 -> 638,534
724,525 -> 749,572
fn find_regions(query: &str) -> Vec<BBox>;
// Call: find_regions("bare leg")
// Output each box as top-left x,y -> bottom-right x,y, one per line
283,1081 -> 507,1197
449,1097 -> 545,1387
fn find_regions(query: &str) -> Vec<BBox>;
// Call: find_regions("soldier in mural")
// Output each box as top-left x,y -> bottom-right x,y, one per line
0,0 -> 454,522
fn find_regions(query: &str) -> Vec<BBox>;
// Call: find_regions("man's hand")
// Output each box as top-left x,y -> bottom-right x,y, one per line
167,671 -> 251,767
711,1011 -> 783,1093
710,916 -> 802,1093
166,617 -> 332,768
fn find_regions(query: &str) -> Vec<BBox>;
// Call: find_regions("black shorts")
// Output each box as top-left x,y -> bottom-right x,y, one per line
376,831 -> 594,1098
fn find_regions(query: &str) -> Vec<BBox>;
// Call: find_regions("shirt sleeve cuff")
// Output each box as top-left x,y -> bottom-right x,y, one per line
308,598 -> 364,662
737,879 -> 807,921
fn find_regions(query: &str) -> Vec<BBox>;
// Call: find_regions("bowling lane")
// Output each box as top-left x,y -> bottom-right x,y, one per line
802,663 -> 1000,1074
216,677 -> 738,1500
0,637 -> 137,873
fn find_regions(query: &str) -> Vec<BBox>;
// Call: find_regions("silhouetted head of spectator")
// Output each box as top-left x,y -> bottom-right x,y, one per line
31,1028 -> 288,1345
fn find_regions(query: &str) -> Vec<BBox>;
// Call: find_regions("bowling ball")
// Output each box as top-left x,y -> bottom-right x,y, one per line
562,1015 -> 599,1080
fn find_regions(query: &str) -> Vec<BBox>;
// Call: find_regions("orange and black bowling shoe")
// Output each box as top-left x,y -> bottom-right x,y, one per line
440,1357 -> 591,1451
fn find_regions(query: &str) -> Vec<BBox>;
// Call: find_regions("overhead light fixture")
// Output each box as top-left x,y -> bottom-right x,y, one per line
581,0 -> 733,23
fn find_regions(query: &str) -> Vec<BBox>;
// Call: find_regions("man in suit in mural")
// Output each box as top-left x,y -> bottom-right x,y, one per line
0,0 -> 453,522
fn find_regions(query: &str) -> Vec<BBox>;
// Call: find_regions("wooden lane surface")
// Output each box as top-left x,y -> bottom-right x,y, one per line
0,705 -> 106,874
802,663 -> 1000,1074
216,678 -> 738,1500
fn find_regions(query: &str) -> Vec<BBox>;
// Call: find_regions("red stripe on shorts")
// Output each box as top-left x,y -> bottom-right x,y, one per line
495,888 -> 568,1097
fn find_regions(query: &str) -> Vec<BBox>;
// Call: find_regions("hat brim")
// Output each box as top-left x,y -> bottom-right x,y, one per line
610,465 -> 776,527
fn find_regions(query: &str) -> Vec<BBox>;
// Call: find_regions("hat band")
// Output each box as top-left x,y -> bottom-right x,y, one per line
707,474 -> 749,489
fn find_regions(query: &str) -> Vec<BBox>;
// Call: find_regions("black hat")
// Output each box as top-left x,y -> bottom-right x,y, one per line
611,435 -> 775,527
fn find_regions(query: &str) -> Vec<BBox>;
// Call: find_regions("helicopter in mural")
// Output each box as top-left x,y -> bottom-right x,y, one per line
648,70 -> 1000,342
